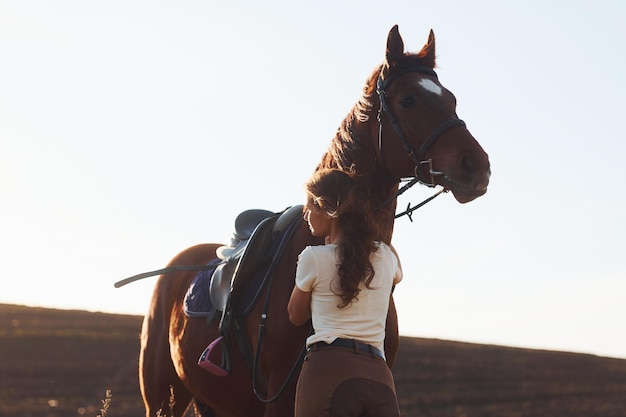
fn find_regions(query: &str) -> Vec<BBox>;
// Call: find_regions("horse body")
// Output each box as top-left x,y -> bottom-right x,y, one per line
139,25 -> 490,417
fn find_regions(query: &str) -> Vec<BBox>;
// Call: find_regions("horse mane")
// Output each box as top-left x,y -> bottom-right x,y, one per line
314,65 -> 381,173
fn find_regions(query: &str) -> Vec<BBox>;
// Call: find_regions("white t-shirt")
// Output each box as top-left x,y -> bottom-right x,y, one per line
294,242 -> 402,355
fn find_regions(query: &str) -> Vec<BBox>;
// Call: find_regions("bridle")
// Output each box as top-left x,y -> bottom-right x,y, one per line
375,66 -> 466,219
376,66 -> 466,184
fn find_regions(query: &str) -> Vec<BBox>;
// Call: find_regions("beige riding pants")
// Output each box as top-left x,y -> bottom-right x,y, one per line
294,346 -> 399,417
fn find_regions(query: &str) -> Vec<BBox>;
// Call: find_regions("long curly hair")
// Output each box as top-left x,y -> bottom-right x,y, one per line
305,168 -> 381,308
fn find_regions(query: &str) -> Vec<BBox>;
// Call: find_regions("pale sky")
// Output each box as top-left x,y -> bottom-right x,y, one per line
1,1 -> 625,359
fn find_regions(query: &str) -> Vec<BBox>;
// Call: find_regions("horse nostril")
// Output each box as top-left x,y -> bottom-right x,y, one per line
460,155 -> 475,179
459,154 -> 491,190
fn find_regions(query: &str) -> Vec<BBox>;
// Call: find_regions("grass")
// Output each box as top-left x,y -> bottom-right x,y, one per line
97,390 -> 111,417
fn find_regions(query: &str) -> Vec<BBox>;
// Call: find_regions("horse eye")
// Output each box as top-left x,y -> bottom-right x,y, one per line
399,95 -> 416,108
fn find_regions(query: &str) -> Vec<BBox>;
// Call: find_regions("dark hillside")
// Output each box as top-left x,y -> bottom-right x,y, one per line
393,338 -> 626,416
0,304 -> 143,417
1,304 -> 625,417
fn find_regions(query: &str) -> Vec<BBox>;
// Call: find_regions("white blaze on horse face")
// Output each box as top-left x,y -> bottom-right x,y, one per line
418,78 -> 443,96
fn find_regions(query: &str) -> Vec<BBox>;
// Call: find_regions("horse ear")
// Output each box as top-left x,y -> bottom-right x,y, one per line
385,25 -> 404,65
418,29 -> 437,68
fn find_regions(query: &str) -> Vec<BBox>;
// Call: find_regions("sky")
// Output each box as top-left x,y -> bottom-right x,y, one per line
1,0 -> 625,360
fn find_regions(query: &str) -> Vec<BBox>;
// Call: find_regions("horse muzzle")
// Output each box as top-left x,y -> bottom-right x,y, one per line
439,165 -> 491,203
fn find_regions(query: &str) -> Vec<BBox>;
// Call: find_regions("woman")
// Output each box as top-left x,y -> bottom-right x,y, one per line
288,168 -> 403,417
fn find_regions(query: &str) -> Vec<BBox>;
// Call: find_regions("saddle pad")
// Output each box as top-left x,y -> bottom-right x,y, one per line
184,259 -> 221,318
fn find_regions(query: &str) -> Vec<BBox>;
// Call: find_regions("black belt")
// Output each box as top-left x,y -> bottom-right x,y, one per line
308,338 -> 385,360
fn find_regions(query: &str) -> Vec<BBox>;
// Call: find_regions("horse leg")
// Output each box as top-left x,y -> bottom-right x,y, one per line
191,399 -> 216,417
384,294 -> 399,368
140,280 -> 194,417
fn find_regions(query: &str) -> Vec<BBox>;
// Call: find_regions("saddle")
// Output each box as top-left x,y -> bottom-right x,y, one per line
209,209 -> 274,313
197,205 -> 304,376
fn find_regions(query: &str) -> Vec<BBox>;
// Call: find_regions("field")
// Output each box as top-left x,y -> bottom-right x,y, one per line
1,303 -> 626,417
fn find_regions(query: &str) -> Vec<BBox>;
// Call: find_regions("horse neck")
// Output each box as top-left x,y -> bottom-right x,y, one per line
315,118 -> 399,244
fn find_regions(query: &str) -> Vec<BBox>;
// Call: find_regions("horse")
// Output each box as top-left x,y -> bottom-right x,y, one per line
137,25 -> 490,417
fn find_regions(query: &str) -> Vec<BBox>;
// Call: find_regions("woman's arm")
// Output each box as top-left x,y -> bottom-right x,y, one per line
288,286 -> 312,326
389,243 -> 403,284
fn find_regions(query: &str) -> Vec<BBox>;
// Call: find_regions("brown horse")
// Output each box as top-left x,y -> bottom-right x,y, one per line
138,25 -> 490,417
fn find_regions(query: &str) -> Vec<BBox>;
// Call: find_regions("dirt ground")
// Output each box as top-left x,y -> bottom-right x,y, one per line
1,303 -> 625,417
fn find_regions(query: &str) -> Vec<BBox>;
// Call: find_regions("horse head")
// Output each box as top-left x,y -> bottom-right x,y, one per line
360,25 -> 491,204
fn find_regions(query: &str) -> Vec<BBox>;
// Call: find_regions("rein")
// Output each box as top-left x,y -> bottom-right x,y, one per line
252,255 -> 308,403
375,65 -> 463,219
247,211 -> 306,403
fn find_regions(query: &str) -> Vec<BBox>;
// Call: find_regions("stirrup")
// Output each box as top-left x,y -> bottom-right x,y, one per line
198,336 -> 230,376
